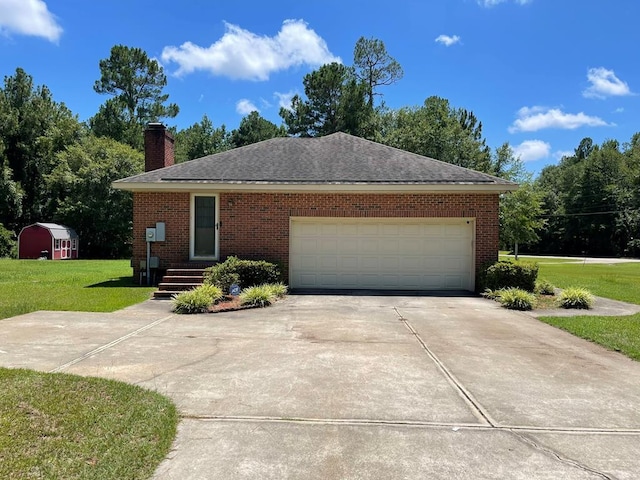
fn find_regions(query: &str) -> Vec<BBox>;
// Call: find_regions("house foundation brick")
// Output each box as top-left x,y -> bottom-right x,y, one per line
131,191 -> 499,287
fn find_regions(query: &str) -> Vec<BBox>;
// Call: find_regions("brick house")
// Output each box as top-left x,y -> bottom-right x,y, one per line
113,123 -> 517,291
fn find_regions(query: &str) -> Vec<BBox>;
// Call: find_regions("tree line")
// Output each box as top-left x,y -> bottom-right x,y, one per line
0,39 -> 638,259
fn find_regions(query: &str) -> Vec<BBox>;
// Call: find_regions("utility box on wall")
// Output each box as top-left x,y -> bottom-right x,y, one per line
145,227 -> 157,242
155,222 -> 165,242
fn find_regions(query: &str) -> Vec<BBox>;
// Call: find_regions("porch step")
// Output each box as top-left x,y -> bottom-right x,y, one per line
153,267 -> 209,299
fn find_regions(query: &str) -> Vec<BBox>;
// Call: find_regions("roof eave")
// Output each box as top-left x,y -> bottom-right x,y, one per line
112,181 -> 518,193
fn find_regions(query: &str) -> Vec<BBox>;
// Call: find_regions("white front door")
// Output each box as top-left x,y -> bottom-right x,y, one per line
190,194 -> 219,260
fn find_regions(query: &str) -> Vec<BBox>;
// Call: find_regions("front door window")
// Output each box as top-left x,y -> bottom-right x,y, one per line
193,196 -> 217,258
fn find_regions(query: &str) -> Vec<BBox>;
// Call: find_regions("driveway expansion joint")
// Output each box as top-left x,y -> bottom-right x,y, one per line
49,313 -> 175,373
394,307 -> 496,427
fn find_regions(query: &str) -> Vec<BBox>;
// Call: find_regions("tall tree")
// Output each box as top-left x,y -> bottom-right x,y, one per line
500,182 -> 547,259
533,134 -> 640,257
378,96 -> 493,172
44,135 -> 144,258
230,111 -> 286,148
353,37 -> 403,108
280,62 -> 371,137
174,115 -> 230,162
92,45 -> 179,149
0,68 -> 80,229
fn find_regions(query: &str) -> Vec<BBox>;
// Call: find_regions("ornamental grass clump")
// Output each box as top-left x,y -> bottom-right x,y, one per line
265,282 -> 288,298
172,284 -> 223,314
239,284 -> 280,307
498,287 -> 537,311
535,279 -> 556,296
558,287 -> 595,309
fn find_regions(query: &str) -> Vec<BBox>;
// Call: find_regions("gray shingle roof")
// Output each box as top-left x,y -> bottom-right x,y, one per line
115,132 -> 516,187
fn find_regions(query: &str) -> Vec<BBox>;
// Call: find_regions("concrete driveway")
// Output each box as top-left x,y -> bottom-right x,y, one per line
2,295 -> 640,479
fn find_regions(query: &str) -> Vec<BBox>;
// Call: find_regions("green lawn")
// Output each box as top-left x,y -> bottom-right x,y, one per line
0,259 -> 154,320
0,260 -> 173,478
502,257 -> 640,361
539,314 -> 640,361
0,368 -> 177,479
536,262 -> 640,305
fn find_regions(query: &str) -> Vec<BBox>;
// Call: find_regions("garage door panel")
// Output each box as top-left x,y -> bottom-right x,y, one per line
290,218 -> 473,290
359,238 -> 379,253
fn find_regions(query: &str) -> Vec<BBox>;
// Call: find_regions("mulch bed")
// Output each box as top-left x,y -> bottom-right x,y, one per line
208,295 -> 258,313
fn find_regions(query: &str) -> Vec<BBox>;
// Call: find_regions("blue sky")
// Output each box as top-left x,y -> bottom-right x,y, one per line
1,0 -> 638,175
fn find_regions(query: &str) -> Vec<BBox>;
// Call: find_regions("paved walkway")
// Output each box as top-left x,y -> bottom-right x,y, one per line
2,295 -> 640,479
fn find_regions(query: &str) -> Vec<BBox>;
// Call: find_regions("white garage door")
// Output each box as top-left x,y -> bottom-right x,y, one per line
289,218 -> 474,291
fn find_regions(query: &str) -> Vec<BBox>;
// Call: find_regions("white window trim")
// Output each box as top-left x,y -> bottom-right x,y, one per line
189,193 -> 220,261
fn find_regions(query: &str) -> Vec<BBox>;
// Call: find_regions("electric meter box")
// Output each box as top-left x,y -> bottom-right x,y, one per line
155,222 -> 165,242
145,228 -> 156,242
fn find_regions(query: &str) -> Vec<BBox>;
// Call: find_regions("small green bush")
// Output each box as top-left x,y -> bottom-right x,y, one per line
204,256 -> 281,292
481,288 -> 502,300
265,282 -> 288,298
481,261 -> 539,292
536,279 -> 556,296
172,284 -> 223,314
239,284 -> 275,307
0,223 -> 16,258
558,287 -> 594,309
498,287 -> 536,311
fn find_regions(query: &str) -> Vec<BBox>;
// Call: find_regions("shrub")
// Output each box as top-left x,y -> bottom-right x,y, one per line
204,256 -> 281,292
481,288 -> 502,300
0,223 -> 16,258
558,287 -> 594,309
535,279 -> 556,296
498,287 -> 536,311
481,261 -> 539,292
172,284 -> 223,314
239,284 -> 275,307
265,282 -> 288,298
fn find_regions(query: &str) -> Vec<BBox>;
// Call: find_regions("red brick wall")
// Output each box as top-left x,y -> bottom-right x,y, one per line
132,191 -> 500,285
144,125 -> 175,172
133,192 -> 190,280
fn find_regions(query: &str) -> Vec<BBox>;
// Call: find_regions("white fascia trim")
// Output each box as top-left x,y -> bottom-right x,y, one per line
112,182 -> 518,194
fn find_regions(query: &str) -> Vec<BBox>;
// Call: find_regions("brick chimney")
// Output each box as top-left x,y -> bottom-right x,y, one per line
144,123 -> 175,172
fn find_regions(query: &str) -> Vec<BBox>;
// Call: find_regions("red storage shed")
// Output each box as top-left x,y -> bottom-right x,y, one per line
18,223 -> 79,260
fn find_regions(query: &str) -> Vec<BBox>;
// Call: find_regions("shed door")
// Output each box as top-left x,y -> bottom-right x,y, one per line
289,218 -> 474,291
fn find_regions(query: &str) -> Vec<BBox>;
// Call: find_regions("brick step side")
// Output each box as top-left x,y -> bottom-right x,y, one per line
162,275 -> 204,284
154,266 -> 209,298
169,262 -> 217,269
153,290 -> 182,299
166,268 -> 207,276
157,282 -> 201,291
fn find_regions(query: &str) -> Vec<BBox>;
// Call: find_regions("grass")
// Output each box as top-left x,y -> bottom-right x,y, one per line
499,254 -> 582,264
0,367 -> 177,479
536,262 -> 640,305
500,257 -> 640,361
0,259 -> 154,320
539,314 -> 640,361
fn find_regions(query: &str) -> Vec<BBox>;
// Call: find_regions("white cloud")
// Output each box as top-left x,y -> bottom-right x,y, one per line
614,107 -> 624,113
435,34 -> 461,47
509,106 -> 612,133
478,0 -> 531,6
0,0 -> 62,42
583,67 -> 633,99
513,140 -> 551,162
274,90 -> 297,110
236,99 -> 259,115
161,19 -> 340,80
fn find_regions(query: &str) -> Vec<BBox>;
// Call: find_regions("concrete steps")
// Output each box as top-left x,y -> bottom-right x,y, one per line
154,268 -> 208,299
